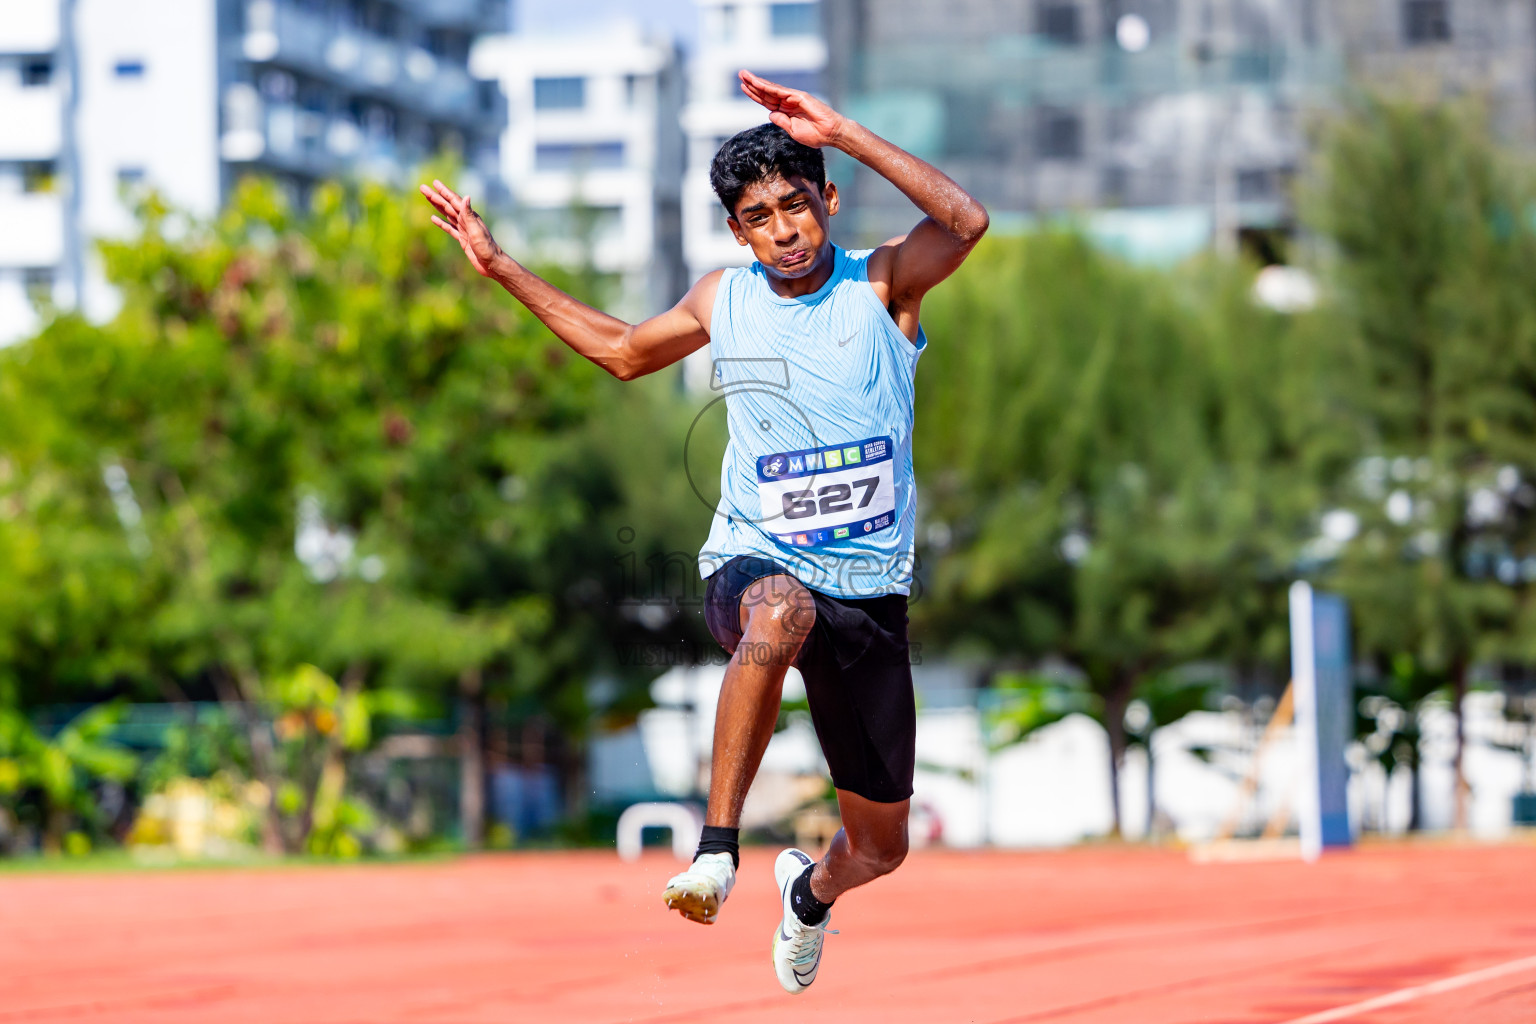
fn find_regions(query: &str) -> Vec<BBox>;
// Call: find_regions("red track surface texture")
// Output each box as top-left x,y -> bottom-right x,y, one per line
2,843 -> 1533,1023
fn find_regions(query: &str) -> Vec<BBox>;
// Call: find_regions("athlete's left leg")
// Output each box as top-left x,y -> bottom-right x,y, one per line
768,590 -> 915,993
810,790 -> 910,900
769,792 -> 909,994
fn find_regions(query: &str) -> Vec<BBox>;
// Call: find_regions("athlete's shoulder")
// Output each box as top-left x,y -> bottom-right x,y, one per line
862,238 -> 905,287
681,268 -> 731,333
835,245 -> 877,268
697,264 -> 756,295
859,238 -> 907,306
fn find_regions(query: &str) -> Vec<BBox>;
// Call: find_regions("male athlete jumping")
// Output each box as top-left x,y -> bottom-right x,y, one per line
421,70 -> 987,994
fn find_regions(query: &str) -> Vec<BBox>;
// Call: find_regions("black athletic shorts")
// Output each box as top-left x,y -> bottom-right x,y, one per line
703,554 -> 916,804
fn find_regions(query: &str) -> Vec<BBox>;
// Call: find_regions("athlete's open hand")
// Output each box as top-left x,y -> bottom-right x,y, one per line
419,179 -> 502,277
738,69 -> 847,150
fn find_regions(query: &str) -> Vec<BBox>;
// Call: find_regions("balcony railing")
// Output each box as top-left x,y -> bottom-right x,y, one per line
855,37 -> 1343,102
413,0 -> 502,30
226,85 -> 478,184
241,0 -> 494,127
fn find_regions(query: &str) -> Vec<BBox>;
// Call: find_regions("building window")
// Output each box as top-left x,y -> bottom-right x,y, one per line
1038,2 -> 1081,45
21,59 -> 53,87
425,28 -> 468,61
581,205 -> 624,245
24,268 -> 54,308
260,70 -> 297,101
1101,166 -> 1128,203
749,70 -> 821,95
1232,51 -> 1274,83
114,59 -> 146,78
534,141 -> 625,172
770,3 -> 819,37
360,103 -> 394,139
1403,0 -> 1450,44
717,4 -> 738,42
533,76 -> 585,111
22,162 -> 57,193
117,167 -> 147,190
477,80 -> 500,113
1038,109 -> 1083,160
1236,168 -> 1273,201
1102,0 -> 1169,37
1106,105 -> 1135,144
522,205 -> 624,245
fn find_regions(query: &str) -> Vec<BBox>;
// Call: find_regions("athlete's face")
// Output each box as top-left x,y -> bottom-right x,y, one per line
727,174 -> 839,282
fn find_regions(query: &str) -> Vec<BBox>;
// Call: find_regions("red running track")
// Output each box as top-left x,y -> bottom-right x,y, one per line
1,842 -> 1533,1023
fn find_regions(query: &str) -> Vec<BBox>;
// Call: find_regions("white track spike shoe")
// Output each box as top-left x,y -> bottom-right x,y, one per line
771,848 -> 836,994
662,851 -> 736,925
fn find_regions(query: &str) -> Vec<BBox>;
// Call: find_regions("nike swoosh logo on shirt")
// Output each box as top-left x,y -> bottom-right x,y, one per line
836,333 -> 857,346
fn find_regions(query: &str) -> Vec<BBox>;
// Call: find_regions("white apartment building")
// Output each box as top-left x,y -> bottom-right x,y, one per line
0,0 -> 505,347
473,23 -> 684,318
681,0 -> 827,283
678,0 -> 825,388
0,0 -> 78,343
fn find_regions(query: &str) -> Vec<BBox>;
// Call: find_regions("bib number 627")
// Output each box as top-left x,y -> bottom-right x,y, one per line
782,477 -> 880,520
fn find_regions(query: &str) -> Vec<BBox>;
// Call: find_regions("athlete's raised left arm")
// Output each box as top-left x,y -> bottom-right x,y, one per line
738,70 -> 988,336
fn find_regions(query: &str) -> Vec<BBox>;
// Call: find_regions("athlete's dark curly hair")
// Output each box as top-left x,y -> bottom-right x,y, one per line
709,123 -> 826,217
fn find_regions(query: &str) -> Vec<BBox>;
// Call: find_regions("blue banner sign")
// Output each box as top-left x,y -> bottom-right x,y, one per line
1289,581 -> 1354,860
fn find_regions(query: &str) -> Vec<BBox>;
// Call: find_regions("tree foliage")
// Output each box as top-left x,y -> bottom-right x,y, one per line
915,231 -> 1336,832
1303,96 -> 1536,824
0,173 -> 710,851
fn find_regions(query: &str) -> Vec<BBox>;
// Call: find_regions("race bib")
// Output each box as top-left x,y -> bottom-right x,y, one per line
756,436 -> 897,547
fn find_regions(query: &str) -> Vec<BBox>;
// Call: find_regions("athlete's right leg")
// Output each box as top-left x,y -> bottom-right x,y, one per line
706,573 -> 817,827
663,572 -> 816,924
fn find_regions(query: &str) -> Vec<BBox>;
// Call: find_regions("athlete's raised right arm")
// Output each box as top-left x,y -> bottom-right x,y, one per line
420,179 -> 717,381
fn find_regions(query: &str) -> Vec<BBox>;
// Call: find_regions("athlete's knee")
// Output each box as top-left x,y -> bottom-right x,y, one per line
742,575 -> 816,647
849,830 -> 907,877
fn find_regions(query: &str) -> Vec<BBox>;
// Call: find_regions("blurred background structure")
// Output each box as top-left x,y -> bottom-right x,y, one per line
824,0 -> 1536,257
5,0 -> 1536,864
0,0 -> 507,344
472,23 -> 685,320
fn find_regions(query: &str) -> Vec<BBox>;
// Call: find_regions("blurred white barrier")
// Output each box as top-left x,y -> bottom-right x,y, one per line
616,802 -> 702,862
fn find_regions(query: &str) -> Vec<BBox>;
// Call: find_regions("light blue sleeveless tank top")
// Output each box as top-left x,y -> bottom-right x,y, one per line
698,245 -> 926,598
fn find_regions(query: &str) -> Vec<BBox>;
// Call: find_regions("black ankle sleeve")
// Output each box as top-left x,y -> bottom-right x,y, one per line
790,863 -> 834,925
695,825 -> 739,869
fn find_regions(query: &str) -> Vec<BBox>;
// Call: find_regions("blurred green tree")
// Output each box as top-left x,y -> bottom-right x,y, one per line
1303,95 -> 1536,828
0,701 -> 138,853
916,232 -> 1337,834
0,173 -> 709,852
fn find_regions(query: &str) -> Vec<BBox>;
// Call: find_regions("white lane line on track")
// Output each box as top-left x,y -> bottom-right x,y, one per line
1277,952 -> 1536,1024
